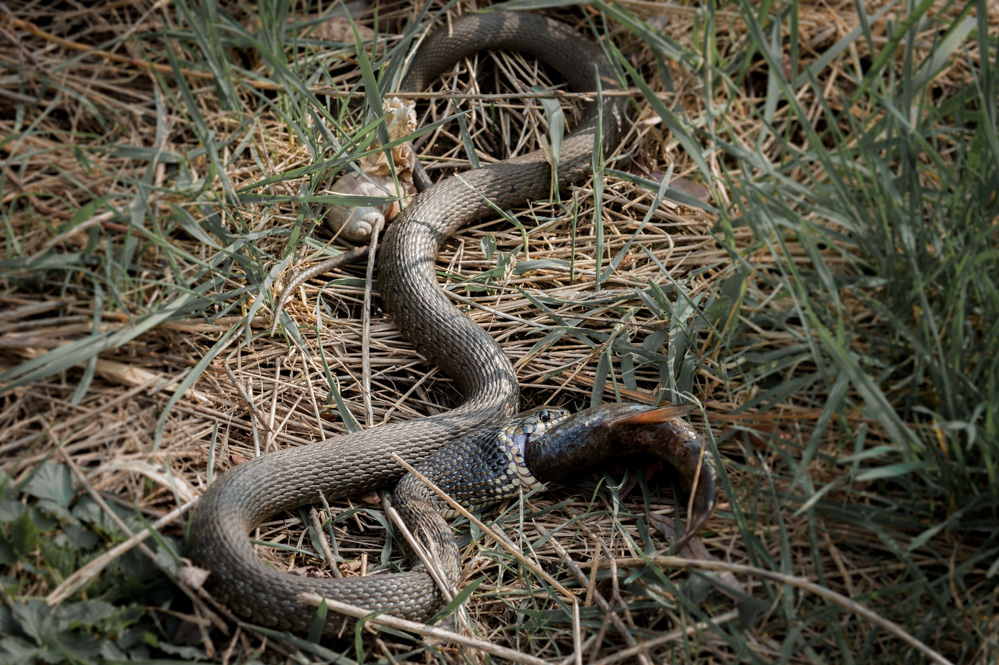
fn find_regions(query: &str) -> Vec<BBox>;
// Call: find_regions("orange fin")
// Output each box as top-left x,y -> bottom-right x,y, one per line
607,404 -> 697,426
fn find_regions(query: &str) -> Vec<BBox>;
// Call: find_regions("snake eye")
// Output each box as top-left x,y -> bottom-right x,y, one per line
539,411 -> 551,423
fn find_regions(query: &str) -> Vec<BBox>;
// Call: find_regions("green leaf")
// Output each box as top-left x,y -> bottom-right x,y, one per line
158,641 -> 209,659
354,609 -> 389,662
456,108 -> 479,170
71,496 -> 127,538
0,636 -> 46,664
0,498 -> 26,523
41,540 -> 76,583
534,84 -> 564,181
306,596 -> 327,644
34,499 -> 72,522
48,630 -> 103,660
22,463 -> 74,507
9,511 -> 39,558
61,524 -> 98,552
55,600 -> 115,630
0,532 -> 16,566
514,258 -> 571,273
27,506 -> 58,532
10,598 -> 56,645
856,461 -> 932,482
481,233 -> 497,261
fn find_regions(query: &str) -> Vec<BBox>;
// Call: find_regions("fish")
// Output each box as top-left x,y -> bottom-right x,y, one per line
524,403 -> 716,547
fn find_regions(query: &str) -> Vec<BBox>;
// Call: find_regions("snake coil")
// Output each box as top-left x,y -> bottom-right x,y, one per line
189,12 -> 627,633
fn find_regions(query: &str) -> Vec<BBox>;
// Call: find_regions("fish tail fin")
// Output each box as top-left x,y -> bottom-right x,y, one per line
607,404 -> 697,426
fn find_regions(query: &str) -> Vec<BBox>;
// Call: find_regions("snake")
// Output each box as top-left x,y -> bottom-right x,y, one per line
189,11 -> 633,633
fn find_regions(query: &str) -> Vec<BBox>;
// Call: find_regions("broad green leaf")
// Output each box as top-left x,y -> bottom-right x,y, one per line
22,464 -> 75,507
9,512 -> 39,558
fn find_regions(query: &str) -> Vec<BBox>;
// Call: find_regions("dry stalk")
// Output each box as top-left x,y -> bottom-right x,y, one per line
390,453 -> 575,602
299,592 -> 549,665
594,556 -> 956,665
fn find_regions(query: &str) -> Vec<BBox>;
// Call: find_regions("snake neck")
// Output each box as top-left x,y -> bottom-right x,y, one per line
378,200 -> 518,419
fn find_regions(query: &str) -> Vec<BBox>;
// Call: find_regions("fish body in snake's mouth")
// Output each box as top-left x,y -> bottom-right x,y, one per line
522,403 -> 717,541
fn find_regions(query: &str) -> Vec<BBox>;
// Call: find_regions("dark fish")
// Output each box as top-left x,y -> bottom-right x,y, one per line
524,403 -> 716,546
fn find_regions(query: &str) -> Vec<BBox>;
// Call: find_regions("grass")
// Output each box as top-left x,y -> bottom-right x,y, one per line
1,0 -> 996,663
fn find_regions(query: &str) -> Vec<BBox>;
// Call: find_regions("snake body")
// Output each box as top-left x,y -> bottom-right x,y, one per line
189,12 -> 626,632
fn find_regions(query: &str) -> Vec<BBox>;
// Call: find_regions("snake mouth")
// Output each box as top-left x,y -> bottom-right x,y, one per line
502,407 -> 572,458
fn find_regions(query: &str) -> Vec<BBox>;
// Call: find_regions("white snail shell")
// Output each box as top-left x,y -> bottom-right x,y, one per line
326,172 -> 403,243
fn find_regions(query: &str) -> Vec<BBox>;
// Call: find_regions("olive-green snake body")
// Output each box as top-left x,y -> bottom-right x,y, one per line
189,12 -> 628,633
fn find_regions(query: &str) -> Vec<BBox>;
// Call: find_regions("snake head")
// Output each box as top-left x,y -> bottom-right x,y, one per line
492,407 -> 571,494
499,407 -> 571,457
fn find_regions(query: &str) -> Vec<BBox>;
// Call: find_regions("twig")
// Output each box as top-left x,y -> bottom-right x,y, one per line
589,609 -> 742,665
270,245 -> 369,335
571,599 -> 582,665
308,508 -> 341,578
444,289 -> 551,329
378,366 -> 438,423
649,513 -> 746,598
584,537 -> 600,607
382,499 -> 454,602
0,7 -> 42,68
300,351 -> 328,439
383,89 -> 671,101
266,393 -> 306,453
265,357 -> 281,451
244,359 -> 260,458
586,599 -> 614,665
223,365 -> 272,437
536,523 -> 654,665
298,593 -> 549,665
382,497 -> 481,663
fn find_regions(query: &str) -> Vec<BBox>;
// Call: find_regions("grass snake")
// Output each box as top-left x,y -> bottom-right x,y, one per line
189,11 -> 635,633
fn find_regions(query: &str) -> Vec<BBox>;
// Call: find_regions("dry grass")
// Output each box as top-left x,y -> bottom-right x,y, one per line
1,1 -> 996,664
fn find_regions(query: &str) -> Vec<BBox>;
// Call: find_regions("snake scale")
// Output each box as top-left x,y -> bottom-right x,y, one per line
189,12 -> 628,632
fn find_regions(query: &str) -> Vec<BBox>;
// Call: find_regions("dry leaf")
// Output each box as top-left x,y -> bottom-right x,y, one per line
177,564 -> 210,589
